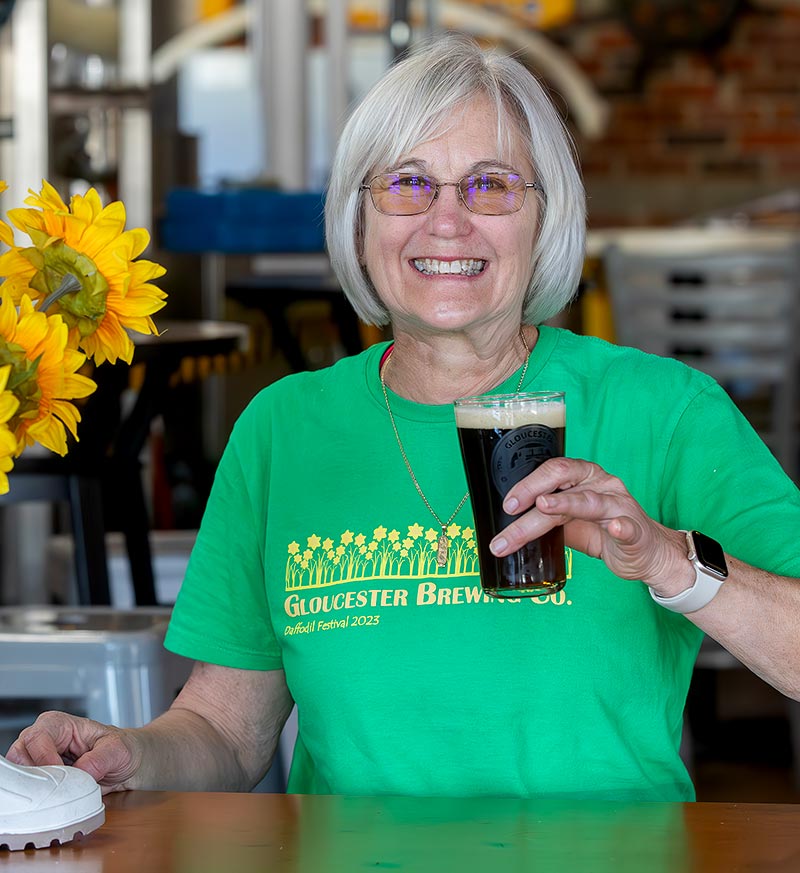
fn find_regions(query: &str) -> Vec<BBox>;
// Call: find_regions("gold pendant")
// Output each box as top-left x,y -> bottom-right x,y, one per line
436,531 -> 448,568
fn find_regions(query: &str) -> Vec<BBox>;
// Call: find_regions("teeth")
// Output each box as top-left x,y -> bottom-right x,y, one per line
413,258 -> 486,276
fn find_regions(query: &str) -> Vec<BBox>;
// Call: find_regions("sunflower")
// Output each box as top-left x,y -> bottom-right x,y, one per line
0,181 -> 166,365
0,179 -> 13,247
0,289 -> 96,456
0,364 -> 20,495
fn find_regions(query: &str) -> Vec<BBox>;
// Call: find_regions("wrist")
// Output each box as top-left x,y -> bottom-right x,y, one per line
649,530 -> 729,615
643,528 -> 696,599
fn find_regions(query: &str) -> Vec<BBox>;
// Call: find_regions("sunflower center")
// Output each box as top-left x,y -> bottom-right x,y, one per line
27,240 -> 109,338
0,338 -> 42,425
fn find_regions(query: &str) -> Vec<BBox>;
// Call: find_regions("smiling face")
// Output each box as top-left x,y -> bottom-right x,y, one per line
361,95 -> 539,342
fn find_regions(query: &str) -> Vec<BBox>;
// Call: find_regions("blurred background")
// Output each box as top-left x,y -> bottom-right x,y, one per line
0,0 -> 798,801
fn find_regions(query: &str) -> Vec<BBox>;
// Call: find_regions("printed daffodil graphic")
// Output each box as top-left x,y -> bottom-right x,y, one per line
0,290 -> 96,455
0,364 -> 20,494
0,181 -> 166,365
284,523 -> 482,590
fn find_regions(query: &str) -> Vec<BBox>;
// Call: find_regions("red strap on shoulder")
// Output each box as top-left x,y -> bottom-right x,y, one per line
379,343 -> 395,369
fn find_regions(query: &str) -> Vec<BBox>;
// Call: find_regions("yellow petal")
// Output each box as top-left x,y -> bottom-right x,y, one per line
25,415 -> 69,455
7,207 -> 42,235
131,258 -> 167,282
0,287 -> 17,335
30,179 -> 69,213
0,219 -> 13,246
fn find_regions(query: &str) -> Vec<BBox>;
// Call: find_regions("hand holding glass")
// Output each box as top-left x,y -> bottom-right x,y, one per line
454,392 -> 567,598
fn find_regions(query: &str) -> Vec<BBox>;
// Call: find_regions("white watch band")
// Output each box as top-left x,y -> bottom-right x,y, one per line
650,531 -> 727,614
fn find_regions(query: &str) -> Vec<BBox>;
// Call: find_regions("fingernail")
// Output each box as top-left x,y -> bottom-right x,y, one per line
539,495 -> 550,508
490,536 -> 507,555
504,497 -> 519,513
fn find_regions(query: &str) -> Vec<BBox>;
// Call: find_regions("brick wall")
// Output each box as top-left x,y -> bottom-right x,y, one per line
555,6 -> 800,228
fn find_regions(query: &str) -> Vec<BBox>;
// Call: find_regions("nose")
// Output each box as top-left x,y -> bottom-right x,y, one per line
426,182 -> 471,237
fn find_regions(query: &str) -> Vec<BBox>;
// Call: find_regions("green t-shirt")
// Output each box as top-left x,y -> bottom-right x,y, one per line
165,326 -> 800,801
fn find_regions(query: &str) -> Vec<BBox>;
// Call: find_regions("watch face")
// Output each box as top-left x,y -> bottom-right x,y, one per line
691,531 -> 729,578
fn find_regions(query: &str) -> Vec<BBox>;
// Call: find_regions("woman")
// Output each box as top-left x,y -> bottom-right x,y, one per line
8,34 -> 800,802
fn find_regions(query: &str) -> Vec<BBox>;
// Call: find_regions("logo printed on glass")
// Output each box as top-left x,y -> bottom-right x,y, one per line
491,424 -> 558,496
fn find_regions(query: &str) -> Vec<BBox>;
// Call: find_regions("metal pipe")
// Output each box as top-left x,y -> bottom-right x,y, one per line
250,0 -> 308,189
326,0 -> 348,151
10,0 -> 48,198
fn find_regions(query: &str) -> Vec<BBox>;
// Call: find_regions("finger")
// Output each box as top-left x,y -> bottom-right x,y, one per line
503,458 -> 600,514
538,488 -> 647,549
490,510 -> 562,556
13,725 -> 66,767
536,487 -> 631,525
5,741 -> 36,766
73,739 -> 130,785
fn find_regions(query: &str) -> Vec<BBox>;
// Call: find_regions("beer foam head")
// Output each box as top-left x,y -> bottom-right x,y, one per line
454,394 -> 565,429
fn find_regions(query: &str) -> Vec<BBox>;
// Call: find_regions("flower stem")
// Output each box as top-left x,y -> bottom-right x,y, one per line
40,273 -> 81,312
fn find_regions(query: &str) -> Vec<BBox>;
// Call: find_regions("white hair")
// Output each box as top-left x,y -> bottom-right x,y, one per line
325,33 -> 586,326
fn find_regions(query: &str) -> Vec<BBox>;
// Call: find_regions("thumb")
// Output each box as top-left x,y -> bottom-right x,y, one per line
72,733 -> 136,788
607,516 -> 638,543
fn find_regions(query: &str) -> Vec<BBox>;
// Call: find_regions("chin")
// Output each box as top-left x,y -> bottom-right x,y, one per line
406,310 -> 496,334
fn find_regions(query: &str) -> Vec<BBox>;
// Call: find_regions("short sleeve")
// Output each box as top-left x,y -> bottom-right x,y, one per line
659,380 -> 800,578
164,394 -> 283,670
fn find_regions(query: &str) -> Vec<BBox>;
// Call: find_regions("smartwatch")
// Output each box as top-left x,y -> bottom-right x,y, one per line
650,530 -> 728,614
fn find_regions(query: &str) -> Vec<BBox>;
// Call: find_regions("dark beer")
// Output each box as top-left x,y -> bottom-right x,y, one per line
455,394 -> 566,597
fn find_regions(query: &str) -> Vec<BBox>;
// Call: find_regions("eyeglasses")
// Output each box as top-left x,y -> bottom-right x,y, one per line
360,172 -> 544,216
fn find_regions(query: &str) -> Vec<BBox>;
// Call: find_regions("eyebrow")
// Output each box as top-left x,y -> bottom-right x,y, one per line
384,158 -> 522,175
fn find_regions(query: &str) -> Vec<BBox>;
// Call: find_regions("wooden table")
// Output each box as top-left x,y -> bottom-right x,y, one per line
2,792 -> 800,872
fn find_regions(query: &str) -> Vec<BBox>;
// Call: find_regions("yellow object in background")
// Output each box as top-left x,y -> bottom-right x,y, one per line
487,0 -> 577,30
580,255 -> 616,343
199,0 -> 237,19
537,0 -> 576,30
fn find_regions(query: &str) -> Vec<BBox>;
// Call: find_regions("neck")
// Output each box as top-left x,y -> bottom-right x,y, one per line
382,324 -> 537,404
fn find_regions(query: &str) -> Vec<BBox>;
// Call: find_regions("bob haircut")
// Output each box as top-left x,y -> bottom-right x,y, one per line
325,32 -> 587,327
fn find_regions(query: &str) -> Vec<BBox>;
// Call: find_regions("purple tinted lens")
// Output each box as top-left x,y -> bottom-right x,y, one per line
382,174 -> 434,211
461,173 -> 522,213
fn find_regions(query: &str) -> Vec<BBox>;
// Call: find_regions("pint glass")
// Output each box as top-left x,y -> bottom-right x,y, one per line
454,392 -> 566,598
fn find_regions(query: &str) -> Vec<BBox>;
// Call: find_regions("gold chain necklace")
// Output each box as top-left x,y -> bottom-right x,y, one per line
379,327 -> 531,568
